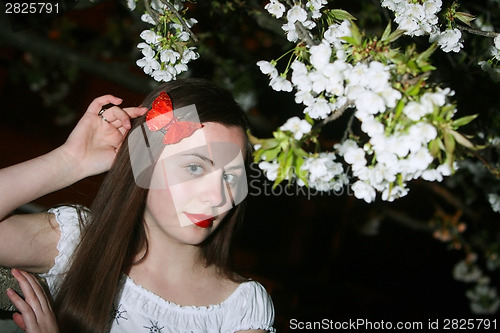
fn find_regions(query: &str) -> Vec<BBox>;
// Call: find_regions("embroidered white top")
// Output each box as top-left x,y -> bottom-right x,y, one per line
41,206 -> 276,333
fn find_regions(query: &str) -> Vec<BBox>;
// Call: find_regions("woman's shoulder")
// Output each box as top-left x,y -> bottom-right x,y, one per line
231,279 -> 273,306
40,205 -> 90,292
48,204 -> 89,221
222,280 -> 276,332
48,204 -> 89,231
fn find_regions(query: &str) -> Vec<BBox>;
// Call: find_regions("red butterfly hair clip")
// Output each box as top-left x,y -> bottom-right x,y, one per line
145,91 -> 203,145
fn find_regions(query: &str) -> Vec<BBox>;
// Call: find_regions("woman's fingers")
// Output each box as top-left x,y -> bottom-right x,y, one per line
7,269 -> 59,333
10,269 -> 43,312
99,106 -> 148,130
12,312 -> 27,331
125,106 -> 150,117
7,287 -> 36,328
19,270 -> 52,313
86,95 -> 123,115
98,106 -> 149,138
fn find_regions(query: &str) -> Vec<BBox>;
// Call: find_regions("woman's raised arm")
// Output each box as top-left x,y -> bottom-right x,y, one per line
0,95 -> 147,271
0,95 -> 147,219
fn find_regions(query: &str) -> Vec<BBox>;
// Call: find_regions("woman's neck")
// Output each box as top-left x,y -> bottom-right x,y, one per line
127,241 -> 236,307
131,233 -> 208,282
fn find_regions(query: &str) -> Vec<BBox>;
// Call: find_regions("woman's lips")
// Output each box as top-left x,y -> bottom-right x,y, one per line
184,212 -> 215,228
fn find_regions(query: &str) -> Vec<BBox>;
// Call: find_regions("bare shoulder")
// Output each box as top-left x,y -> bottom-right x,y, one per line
0,211 -> 61,273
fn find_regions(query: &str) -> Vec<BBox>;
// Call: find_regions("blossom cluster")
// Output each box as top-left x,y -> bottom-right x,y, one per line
135,0 -> 199,82
257,149 -> 349,192
299,152 -> 349,191
256,1 -> 461,202
478,35 -> 500,81
381,0 -> 463,53
334,86 -> 455,203
454,256 -> 500,314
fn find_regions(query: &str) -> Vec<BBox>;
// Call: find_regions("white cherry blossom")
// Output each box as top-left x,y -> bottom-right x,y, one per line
431,28 -> 463,53
140,30 -> 161,45
282,22 -> 299,42
258,161 -> 280,181
403,100 -> 430,121
270,76 -> 293,92
352,180 -> 376,203
265,0 -> 286,18
280,117 -> 312,140
287,5 -> 308,23
257,60 -> 278,78
304,97 -> 332,119
310,42 -> 332,70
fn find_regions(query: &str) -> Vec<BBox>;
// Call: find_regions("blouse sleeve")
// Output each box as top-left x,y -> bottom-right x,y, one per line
227,281 -> 276,333
39,205 -> 84,295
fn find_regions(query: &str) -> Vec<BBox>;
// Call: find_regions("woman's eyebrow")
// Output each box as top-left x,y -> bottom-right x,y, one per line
224,164 -> 244,171
181,152 -> 214,165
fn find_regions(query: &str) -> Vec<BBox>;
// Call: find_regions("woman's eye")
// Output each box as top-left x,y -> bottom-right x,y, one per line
223,172 -> 236,184
186,164 -> 204,176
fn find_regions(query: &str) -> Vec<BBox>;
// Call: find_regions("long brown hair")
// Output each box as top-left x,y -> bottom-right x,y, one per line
54,79 -> 253,333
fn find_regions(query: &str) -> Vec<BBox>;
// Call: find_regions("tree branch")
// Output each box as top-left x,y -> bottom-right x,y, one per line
457,24 -> 499,38
425,182 -> 481,221
294,21 -> 317,47
158,0 -> 199,42
282,0 -> 317,47
312,99 -> 353,132
380,207 -> 433,232
144,0 -> 160,24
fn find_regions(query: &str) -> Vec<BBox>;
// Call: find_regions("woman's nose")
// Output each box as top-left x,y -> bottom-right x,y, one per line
199,169 -> 228,207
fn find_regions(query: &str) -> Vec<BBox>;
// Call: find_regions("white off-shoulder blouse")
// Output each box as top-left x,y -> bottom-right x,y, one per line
41,206 -> 276,333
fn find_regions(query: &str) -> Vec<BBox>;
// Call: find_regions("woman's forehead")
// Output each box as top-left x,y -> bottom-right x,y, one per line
159,122 -> 246,158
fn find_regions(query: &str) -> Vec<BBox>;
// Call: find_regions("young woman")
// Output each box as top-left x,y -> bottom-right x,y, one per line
0,79 -> 275,333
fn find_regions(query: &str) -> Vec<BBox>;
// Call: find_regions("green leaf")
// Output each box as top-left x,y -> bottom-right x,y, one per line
419,64 -> 436,72
383,29 -> 406,43
417,43 -> 438,63
441,104 -> 457,121
407,59 -> 419,73
274,149 -> 293,188
273,130 -> 288,141
349,22 -> 362,45
304,113 -> 315,125
253,149 -> 264,163
283,149 -> 294,176
452,114 -> 478,128
262,146 -> 282,161
449,130 -> 476,150
294,156 -> 309,187
455,12 -> 476,27
406,82 -> 421,96
294,147 -> 308,158
381,22 -> 392,42
429,138 -> 441,158
247,131 -> 279,149
444,132 -> 456,157
341,36 -> 360,46
328,9 -> 356,22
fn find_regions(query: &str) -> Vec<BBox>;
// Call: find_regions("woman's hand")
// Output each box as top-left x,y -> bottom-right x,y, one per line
60,95 -> 148,178
6,269 -> 59,333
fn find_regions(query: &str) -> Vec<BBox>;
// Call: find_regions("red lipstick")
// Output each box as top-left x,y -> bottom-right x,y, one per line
184,213 -> 215,228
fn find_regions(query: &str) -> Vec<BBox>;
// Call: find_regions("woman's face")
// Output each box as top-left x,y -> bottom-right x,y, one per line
144,122 -> 247,246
